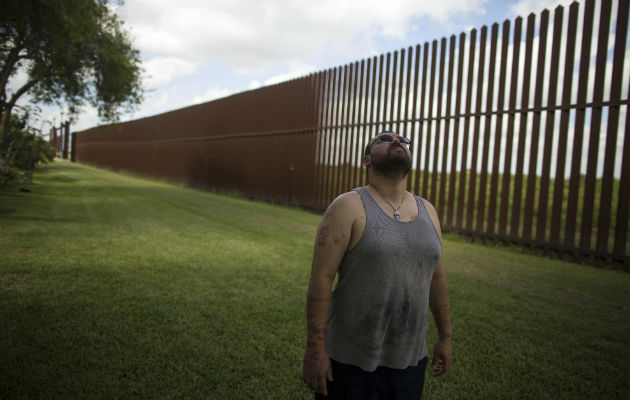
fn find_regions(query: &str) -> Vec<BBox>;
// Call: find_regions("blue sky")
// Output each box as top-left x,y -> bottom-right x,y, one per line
57,0 -> 573,131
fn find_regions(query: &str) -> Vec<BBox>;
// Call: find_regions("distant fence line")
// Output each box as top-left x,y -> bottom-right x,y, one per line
74,0 -> 629,267
51,122 -> 71,159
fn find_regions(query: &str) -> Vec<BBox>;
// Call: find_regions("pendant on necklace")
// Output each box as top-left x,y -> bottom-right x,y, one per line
394,211 -> 401,221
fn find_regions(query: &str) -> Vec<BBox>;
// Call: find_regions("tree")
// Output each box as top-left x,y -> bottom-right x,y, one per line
0,107 -> 54,183
0,0 -> 143,149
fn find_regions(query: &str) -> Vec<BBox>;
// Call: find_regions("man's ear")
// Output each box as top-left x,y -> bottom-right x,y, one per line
362,155 -> 371,167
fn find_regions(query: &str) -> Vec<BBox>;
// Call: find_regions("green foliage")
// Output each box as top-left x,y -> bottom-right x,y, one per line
0,111 -> 53,183
0,0 -> 144,143
1,162 -> 628,399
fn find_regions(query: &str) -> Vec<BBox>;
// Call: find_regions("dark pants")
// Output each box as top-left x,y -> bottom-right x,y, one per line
315,357 -> 428,400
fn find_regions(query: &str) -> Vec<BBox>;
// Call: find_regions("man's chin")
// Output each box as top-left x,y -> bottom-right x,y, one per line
372,164 -> 412,179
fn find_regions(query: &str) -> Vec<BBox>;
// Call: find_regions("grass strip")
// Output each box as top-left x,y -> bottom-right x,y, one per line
1,162 -> 628,399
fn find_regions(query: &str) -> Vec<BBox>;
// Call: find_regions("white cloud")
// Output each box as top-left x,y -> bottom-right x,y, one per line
191,86 -> 234,104
142,57 -> 199,89
263,61 -> 317,85
117,0 -> 489,71
508,0 -> 574,17
71,106 -> 100,132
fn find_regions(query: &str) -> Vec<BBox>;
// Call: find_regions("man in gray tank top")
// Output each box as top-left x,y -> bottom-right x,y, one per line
303,131 -> 452,399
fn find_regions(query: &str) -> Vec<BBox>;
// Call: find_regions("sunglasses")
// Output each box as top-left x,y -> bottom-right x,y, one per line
365,133 -> 412,155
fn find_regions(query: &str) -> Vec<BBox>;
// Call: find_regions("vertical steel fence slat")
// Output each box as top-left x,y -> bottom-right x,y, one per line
523,10 -> 548,242
333,65 -> 346,199
433,38 -> 446,215
511,14 -> 535,239
363,56 -> 377,186
416,42 -> 431,197
342,62 -> 356,192
489,21 -> 509,236
439,36 -> 455,226
297,78 -> 306,204
615,95 -> 630,257
319,70 -> 331,205
404,46 -> 413,140
316,70 -> 329,207
333,71 -> 343,198
353,60 -> 365,189
614,0 -> 630,258
423,41 -> 437,201
294,79 -> 303,204
457,30 -> 476,228
349,61 -> 360,190
499,18 -> 520,236
376,55 -> 384,133
308,74 -> 320,206
349,62 -> 359,191
404,47 -> 414,189
327,67 -> 341,204
551,3 -> 578,245
391,51 -> 399,130
565,0 -> 595,250
446,33 -> 466,229
597,0 -> 628,256
410,45 -> 421,194
360,58 -> 372,187
580,0 -> 611,252
313,72 -> 323,205
412,44 -> 424,195
324,69 -> 336,206
448,34 -> 465,229
536,6 -> 563,243
383,53 -> 391,131
397,49 -> 406,135
467,26 -> 487,231
339,64 -> 351,195
477,23 -> 498,233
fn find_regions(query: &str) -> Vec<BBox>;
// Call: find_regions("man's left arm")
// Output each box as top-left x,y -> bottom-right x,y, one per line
429,259 -> 452,376
423,199 -> 453,377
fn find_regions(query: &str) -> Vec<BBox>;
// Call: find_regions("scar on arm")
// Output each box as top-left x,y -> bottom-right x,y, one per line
317,226 -> 330,247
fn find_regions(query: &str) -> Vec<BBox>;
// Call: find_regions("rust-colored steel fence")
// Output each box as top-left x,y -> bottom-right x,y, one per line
75,0 -> 629,267
76,77 -> 321,208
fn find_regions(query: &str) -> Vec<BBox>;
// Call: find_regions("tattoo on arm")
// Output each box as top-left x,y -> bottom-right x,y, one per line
317,226 -> 329,247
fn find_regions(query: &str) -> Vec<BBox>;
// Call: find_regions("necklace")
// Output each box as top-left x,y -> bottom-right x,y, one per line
371,186 -> 406,221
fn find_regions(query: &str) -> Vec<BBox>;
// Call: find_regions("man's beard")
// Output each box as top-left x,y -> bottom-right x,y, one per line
370,146 -> 412,179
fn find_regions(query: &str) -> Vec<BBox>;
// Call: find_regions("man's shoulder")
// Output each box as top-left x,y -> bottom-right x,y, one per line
419,197 -> 436,214
418,197 -> 442,236
324,190 -> 364,221
335,189 -> 362,203
331,189 -> 363,210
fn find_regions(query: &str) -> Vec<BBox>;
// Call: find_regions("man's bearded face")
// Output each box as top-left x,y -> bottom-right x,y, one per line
369,140 -> 412,179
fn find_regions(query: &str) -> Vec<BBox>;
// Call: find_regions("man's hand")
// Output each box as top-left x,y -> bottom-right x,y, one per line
431,337 -> 452,377
303,350 -> 333,395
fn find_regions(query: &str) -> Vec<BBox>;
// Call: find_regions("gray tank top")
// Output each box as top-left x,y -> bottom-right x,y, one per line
326,187 -> 442,372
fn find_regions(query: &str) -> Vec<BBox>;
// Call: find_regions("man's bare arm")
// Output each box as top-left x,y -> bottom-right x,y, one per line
423,199 -> 453,376
303,193 -> 357,395
429,259 -> 452,376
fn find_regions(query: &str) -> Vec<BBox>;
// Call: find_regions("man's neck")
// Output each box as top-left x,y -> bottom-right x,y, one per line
367,173 -> 408,202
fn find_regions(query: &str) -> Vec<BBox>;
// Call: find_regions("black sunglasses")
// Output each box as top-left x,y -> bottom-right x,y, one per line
364,133 -> 411,155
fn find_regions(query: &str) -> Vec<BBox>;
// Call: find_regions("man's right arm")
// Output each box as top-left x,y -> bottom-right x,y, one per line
303,193 -> 357,396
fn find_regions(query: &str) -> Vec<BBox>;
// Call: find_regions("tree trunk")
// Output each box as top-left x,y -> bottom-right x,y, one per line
0,79 -> 38,148
0,107 -> 11,148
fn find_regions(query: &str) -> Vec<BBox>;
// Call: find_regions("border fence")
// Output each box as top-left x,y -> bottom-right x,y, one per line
75,0 -> 630,267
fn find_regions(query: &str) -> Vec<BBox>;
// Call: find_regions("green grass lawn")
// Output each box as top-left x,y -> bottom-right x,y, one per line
1,162 -> 629,399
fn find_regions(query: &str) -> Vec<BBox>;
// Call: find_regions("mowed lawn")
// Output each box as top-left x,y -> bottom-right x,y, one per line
1,162 -> 628,399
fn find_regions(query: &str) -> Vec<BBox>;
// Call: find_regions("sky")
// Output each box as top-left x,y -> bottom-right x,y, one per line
15,0 -> 577,132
